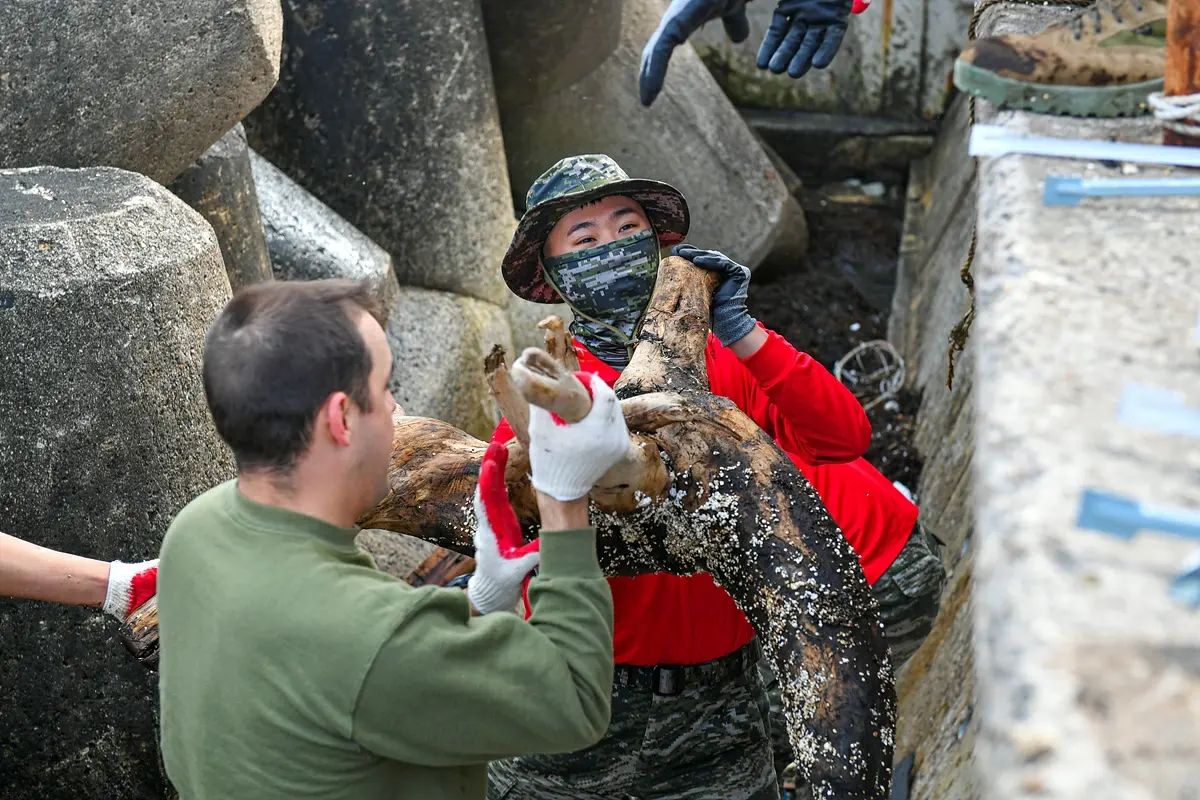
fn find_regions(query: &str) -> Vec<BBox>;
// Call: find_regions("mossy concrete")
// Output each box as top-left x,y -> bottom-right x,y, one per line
888,92 -> 980,800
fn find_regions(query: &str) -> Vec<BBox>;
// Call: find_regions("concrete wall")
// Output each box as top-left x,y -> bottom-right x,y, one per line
891,4 -> 1200,799
887,92 -> 980,800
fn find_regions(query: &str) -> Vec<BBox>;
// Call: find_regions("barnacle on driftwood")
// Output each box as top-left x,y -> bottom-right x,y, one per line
359,256 -> 896,799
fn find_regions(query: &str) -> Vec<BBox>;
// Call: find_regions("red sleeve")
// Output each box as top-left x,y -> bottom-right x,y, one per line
490,419 -> 516,445
707,326 -> 870,465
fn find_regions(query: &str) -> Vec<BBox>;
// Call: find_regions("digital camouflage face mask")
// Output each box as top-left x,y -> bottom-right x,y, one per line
541,229 -> 660,370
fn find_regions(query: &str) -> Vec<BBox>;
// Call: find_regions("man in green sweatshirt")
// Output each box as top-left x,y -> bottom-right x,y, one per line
157,279 -> 632,800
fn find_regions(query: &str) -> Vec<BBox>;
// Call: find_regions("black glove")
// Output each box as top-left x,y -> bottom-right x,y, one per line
673,244 -> 757,347
640,0 -> 750,107
756,0 -> 852,78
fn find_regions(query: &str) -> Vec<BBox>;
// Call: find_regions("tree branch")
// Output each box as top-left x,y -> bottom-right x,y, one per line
484,345 -> 529,447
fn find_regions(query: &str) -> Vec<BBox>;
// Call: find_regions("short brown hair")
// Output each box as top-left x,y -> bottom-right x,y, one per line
202,280 -> 384,472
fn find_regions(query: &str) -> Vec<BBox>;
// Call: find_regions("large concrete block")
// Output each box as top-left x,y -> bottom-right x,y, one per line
482,0 -> 623,114
893,563 -> 979,800
972,109 -> 1200,800
170,125 -> 274,291
487,0 -> 806,270
886,91 -> 979,800
0,1 -> 282,184
387,288 -> 513,441
244,0 -> 513,306
0,166 -> 235,799
692,0 -> 975,119
250,151 -> 399,317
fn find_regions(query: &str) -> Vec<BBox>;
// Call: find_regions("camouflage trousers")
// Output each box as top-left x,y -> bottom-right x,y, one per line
759,521 -> 947,791
487,642 -> 779,800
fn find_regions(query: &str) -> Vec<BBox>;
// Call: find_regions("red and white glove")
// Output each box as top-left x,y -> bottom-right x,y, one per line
103,559 -> 158,621
467,443 -> 542,615
528,372 -> 632,502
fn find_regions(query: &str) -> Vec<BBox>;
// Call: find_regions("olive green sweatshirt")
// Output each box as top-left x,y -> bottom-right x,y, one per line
157,481 -> 613,800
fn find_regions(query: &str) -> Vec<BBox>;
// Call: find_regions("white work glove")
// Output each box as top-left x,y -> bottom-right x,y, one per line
527,372 -> 632,502
467,443 -> 541,615
103,559 -> 158,621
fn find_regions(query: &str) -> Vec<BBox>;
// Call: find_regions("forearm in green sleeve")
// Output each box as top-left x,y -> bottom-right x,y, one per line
351,531 -> 613,766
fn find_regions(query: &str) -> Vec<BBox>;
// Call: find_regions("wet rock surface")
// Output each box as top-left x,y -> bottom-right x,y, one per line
0,0 -> 282,183
0,166 -> 235,799
884,93 -> 979,800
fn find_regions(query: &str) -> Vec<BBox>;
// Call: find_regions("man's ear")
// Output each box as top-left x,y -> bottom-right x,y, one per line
322,391 -> 353,447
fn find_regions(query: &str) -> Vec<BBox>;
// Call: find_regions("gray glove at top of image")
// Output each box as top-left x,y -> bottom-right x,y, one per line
640,0 -> 860,107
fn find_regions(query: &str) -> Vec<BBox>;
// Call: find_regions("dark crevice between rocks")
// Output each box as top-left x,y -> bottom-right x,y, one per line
749,141 -> 924,490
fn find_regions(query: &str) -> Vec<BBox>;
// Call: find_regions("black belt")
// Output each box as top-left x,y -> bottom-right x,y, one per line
613,640 -> 761,697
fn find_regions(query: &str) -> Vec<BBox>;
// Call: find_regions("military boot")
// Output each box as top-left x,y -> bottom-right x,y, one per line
954,0 -> 1166,117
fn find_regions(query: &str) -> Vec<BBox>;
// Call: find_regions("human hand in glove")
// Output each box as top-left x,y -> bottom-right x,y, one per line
639,0 -> 750,106
672,244 -> 759,348
104,559 -> 159,622
528,372 -> 632,503
467,442 -> 541,615
640,0 -> 869,105
758,0 -> 859,78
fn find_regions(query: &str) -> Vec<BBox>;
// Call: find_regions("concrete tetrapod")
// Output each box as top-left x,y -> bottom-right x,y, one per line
0,0 -> 282,184
385,287 -> 514,441
485,0 -> 808,269
360,257 -> 896,799
0,166 -> 235,799
170,125 -> 274,291
250,151 -> 400,317
244,0 -> 514,305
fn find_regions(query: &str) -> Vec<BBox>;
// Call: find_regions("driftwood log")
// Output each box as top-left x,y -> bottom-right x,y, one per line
404,548 -> 475,588
359,256 -> 896,798
120,595 -> 160,667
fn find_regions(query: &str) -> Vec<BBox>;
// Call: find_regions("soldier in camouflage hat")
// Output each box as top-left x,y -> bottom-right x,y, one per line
487,154 -> 883,800
501,154 -> 689,368
502,154 -> 689,305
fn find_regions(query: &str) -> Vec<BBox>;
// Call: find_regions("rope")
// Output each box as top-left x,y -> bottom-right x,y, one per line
945,228 -> 978,390
945,0 -> 1093,390
1148,91 -> 1200,138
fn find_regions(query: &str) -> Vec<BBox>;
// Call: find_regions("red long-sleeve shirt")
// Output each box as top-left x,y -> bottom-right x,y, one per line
493,326 -> 915,666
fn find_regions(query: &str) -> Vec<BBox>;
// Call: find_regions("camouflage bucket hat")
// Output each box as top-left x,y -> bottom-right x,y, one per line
502,154 -> 690,304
